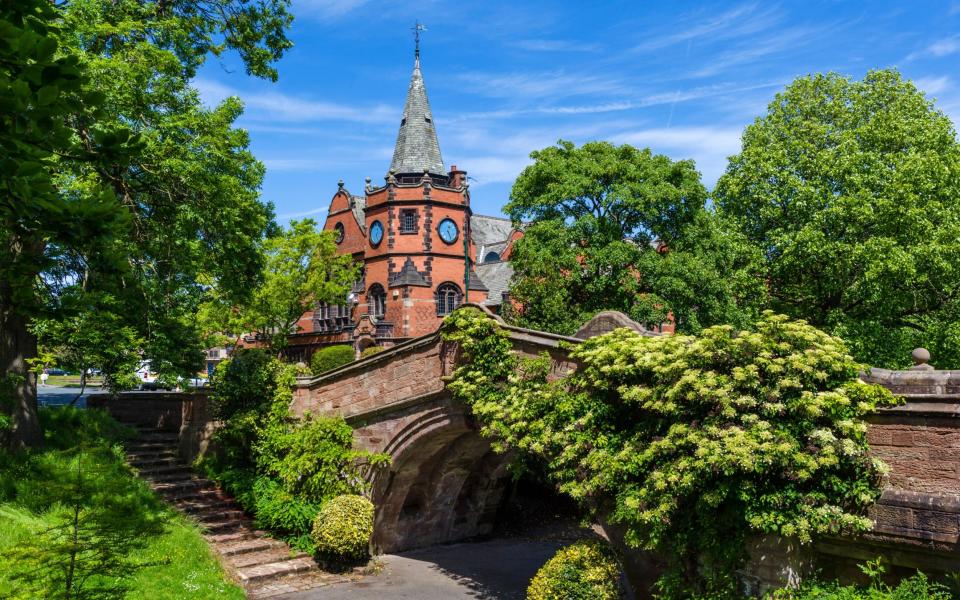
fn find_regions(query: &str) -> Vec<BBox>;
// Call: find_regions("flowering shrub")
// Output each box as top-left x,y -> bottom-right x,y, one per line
527,541 -> 622,600
442,308 -> 898,597
311,494 -> 375,561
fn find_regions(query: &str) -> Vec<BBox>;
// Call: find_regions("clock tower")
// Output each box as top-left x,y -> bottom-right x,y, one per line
318,47 -> 489,351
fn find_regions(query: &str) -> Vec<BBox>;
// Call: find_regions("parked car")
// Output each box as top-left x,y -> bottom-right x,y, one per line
185,377 -> 209,388
47,368 -> 68,376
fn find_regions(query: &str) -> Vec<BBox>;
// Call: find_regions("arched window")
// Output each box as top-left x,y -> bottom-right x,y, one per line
483,251 -> 500,263
435,282 -> 462,316
368,284 -> 386,319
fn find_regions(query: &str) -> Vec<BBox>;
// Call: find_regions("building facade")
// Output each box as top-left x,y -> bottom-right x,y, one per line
285,52 -> 518,361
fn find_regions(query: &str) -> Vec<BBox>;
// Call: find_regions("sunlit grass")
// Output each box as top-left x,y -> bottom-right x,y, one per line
0,407 -> 243,599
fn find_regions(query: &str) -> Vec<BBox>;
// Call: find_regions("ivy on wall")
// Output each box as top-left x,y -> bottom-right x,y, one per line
441,307 -> 898,597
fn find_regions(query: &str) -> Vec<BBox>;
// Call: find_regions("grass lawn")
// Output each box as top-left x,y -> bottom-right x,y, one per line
0,407 -> 244,599
43,375 -> 104,387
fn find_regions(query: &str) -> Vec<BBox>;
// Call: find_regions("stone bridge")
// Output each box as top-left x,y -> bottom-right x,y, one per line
288,307 -> 960,578
92,308 -> 959,585
288,307 -> 592,553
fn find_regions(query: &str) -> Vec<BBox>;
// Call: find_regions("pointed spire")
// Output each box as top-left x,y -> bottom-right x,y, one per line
389,52 -> 445,177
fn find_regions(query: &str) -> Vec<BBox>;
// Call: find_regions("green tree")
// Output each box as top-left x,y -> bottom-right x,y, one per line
2,0 -> 293,449
443,307 -> 897,597
201,220 -> 359,354
715,69 -> 960,368
31,293 -> 144,401
505,140 -> 763,335
0,0 -> 133,448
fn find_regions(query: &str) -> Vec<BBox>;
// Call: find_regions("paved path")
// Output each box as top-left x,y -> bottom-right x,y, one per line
276,538 -> 565,600
36,384 -> 103,408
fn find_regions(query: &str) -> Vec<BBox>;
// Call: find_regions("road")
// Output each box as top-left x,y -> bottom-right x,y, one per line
277,539 -> 565,600
36,384 -> 104,408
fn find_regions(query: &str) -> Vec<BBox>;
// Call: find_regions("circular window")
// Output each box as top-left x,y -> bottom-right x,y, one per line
437,218 -> 459,244
369,220 -> 384,246
333,222 -> 345,244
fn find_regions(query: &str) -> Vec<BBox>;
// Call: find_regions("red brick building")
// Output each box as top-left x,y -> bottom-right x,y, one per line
285,51 -> 519,360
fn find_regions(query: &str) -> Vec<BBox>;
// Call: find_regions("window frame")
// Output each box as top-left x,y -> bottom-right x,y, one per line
435,282 -> 463,316
399,209 -> 419,234
368,284 -> 387,319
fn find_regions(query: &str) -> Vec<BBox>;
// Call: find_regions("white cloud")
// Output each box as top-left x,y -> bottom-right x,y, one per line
512,39 -> 601,52
634,2 -> 782,52
276,206 -> 329,220
914,76 -> 951,96
458,71 -> 625,99
906,36 -> 960,61
688,26 -> 823,78
930,37 -> 960,57
191,78 -> 398,124
292,0 -> 371,18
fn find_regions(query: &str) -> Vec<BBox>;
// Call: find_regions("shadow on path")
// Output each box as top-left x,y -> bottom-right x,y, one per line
277,538 -> 566,600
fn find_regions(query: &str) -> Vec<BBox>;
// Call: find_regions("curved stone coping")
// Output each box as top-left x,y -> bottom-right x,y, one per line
872,394 -> 960,418
294,308 -> 582,390
864,368 -> 960,396
879,488 -> 960,513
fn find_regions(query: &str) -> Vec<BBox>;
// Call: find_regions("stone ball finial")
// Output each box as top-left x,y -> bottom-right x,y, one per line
912,347 -> 931,366
337,179 -> 344,189
365,176 -> 372,184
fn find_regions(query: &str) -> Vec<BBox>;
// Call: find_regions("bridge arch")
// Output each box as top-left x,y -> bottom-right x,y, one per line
366,399 -> 511,552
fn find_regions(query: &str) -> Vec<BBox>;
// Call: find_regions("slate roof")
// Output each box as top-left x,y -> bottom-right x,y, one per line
389,57 -> 445,176
475,260 -> 513,306
470,214 -> 514,247
390,257 -> 429,287
350,195 -> 366,233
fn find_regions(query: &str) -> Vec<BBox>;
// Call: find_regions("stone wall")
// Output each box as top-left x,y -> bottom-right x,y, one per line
744,364 -> 960,591
87,390 -> 215,464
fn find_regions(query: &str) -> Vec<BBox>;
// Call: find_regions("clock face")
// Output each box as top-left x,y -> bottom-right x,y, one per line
333,222 -> 345,244
369,220 -> 384,246
438,218 -> 459,244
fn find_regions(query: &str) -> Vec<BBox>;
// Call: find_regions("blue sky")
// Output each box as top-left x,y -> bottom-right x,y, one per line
195,0 -> 960,223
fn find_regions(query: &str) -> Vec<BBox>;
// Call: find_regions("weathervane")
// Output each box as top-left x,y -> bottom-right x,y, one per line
412,21 -> 427,59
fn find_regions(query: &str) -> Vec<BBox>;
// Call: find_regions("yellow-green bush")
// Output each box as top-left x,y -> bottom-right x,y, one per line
360,345 -> 383,358
310,345 -> 355,375
527,540 -> 622,600
311,495 -> 374,561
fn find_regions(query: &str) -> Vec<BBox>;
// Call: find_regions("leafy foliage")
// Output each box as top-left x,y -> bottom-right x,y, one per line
442,307 -> 898,597
766,562 -> 951,600
203,350 -> 387,551
311,495 -> 375,561
527,541 -> 623,600
311,345 -> 356,375
505,140 -> 764,335
2,0 -> 294,448
201,220 -> 359,353
716,69 -> 960,368
360,346 -> 384,359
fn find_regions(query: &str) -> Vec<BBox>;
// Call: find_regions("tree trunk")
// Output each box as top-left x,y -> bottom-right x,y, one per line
0,301 -> 43,449
70,371 -> 87,407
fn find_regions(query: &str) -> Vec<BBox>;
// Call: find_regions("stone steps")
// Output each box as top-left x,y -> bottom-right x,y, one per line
123,425 -> 347,597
